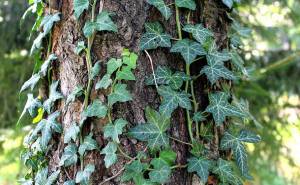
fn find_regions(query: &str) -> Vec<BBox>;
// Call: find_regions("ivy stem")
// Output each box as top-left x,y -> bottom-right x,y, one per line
190,80 -> 199,139
169,136 -> 193,146
145,50 -> 158,89
175,6 -> 182,40
170,164 -> 187,169
117,145 -> 133,160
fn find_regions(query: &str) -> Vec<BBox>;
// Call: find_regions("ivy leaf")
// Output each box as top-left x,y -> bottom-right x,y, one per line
222,0 -> 240,9
187,157 -> 212,184
40,13 -> 60,35
149,158 -> 171,184
140,22 -> 171,50
123,52 -> 138,69
108,84 -> 132,106
75,164 -> 95,185
74,41 -> 86,55
192,112 -> 206,122
43,81 -> 64,113
35,167 -> 60,185
20,73 -> 41,92
213,159 -> 243,185
107,58 -> 122,74
18,178 -> 33,185
63,180 -> 75,185
170,39 -> 206,64
30,33 -> 44,55
129,107 -> 170,149
205,92 -> 246,125
157,86 -> 192,116
59,143 -> 78,167
73,0 -> 89,19
230,51 -> 249,76
183,24 -> 213,44
78,134 -> 98,156
39,54 -> 57,77
18,94 -> 42,125
175,0 -> 196,10
147,0 -> 171,20
146,66 -> 189,89
103,118 -> 128,143
95,74 -> 112,90
91,61 -> 101,80
238,130 -> 261,143
66,85 -> 84,104
208,42 -> 232,63
64,123 -> 80,143
190,142 -> 204,157
121,160 -> 148,183
82,99 -> 108,118
116,66 -> 136,81
100,142 -> 118,168
160,149 -> 177,165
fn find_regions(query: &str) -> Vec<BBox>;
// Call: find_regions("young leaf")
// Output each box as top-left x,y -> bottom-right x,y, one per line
108,84 -> 132,106
75,164 -> 95,185
149,158 -> 171,184
147,0 -> 171,20
91,61 -> 101,80
74,41 -> 86,55
187,157 -> 212,184
175,0 -> 196,10
64,123 -> 80,143
170,39 -> 206,64
205,92 -> 246,125
160,149 -> 177,165
100,142 -> 118,168
140,22 -> 171,50
213,159 -> 243,185
74,0 -> 89,19
157,85 -> 192,116
116,66 -> 136,81
66,85 -> 84,104
20,74 -> 41,92
107,58 -> 122,74
59,143 -> 78,167
78,134 -> 98,156
103,118 -> 128,143
39,54 -> 57,77
82,99 -> 108,118
121,160 -> 148,183
43,81 -> 64,113
95,74 -> 112,90
40,13 -> 61,35
123,52 -> 138,69
183,24 -> 213,44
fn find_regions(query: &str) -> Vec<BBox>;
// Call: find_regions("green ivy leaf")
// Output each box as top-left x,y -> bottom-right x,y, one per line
73,0 -> 89,19
175,0 -> 196,10
100,142 -> 118,168
18,94 -> 42,125
39,54 -> 57,77
30,33 -> 44,55
190,142 -> 204,157
213,159 -> 243,185
40,13 -> 60,35
95,74 -> 112,90
187,157 -> 212,184
108,84 -> 132,106
64,123 -> 80,143
160,149 -> 177,165
157,85 -> 192,116
103,118 -> 128,143
183,24 -> 213,44
121,160 -> 148,183
59,143 -> 78,167
123,52 -> 138,69
192,112 -> 206,122
75,164 -> 95,185
91,61 -> 101,80
147,0 -> 171,20
35,167 -> 60,185
43,81 -> 64,113
140,22 -> 171,50
205,92 -> 246,125
230,51 -> 249,77
82,99 -> 108,119
238,130 -> 261,143
74,41 -> 86,55
116,66 -> 136,81
63,180 -> 75,185
149,158 -> 171,184
222,0 -> 240,9
66,85 -> 84,105
129,107 -> 170,149
107,58 -> 122,74
78,134 -> 98,156
20,73 -> 41,92
170,39 -> 206,64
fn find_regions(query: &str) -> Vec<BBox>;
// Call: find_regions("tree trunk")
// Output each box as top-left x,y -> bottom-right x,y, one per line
47,0 -> 230,184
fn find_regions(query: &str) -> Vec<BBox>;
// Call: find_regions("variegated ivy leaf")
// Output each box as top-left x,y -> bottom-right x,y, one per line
220,131 -> 261,178
146,66 -> 189,89
17,94 -> 42,125
74,0 -> 89,19
63,180 -> 75,185
91,61 -> 101,80
183,24 -> 213,44
35,167 -> 60,185
103,118 -> 128,143
116,66 -> 136,81
149,158 -> 171,184
175,0 -> 196,10
40,13 -> 61,35
205,92 -> 246,125
129,107 -> 170,149
107,58 -> 122,74
213,159 -> 243,185
20,73 -> 41,92
187,157 -> 212,184
157,85 -> 192,116
64,123 -> 80,143
74,41 -> 86,54
121,160 -> 149,183
30,32 -> 44,55
170,39 -> 206,64
83,11 -> 117,37
208,42 -> 232,63
79,134 -> 98,156
66,85 -> 84,104
147,0 -> 171,20
95,74 -> 112,90
39,54 -> 57,77
140,22 -> 172,50
59,143 -> 78,167
82,99 -> 108,119
75,164 -> 95,185
100,142 -> 118,168
108,84 -> 132,106
43,81 -> 64,113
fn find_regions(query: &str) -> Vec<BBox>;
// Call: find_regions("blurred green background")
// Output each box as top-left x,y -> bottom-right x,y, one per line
0,0 -> 299,184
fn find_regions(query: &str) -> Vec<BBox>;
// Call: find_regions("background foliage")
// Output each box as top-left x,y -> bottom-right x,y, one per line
0,0 -> 299,184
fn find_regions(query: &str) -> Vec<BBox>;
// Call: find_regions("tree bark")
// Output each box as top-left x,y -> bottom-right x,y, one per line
47,0 -> 230,184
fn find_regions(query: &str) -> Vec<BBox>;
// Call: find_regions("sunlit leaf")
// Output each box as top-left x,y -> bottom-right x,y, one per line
59,143 -> 78,167
75,164 -> 95,185
78,133 -> 98,156
64,123 -> 80,143
74,0 -> 89,19
43,81 -> 64,113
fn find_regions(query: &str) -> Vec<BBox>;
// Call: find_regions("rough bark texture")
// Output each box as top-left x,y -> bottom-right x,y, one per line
47,0 -> 230,184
